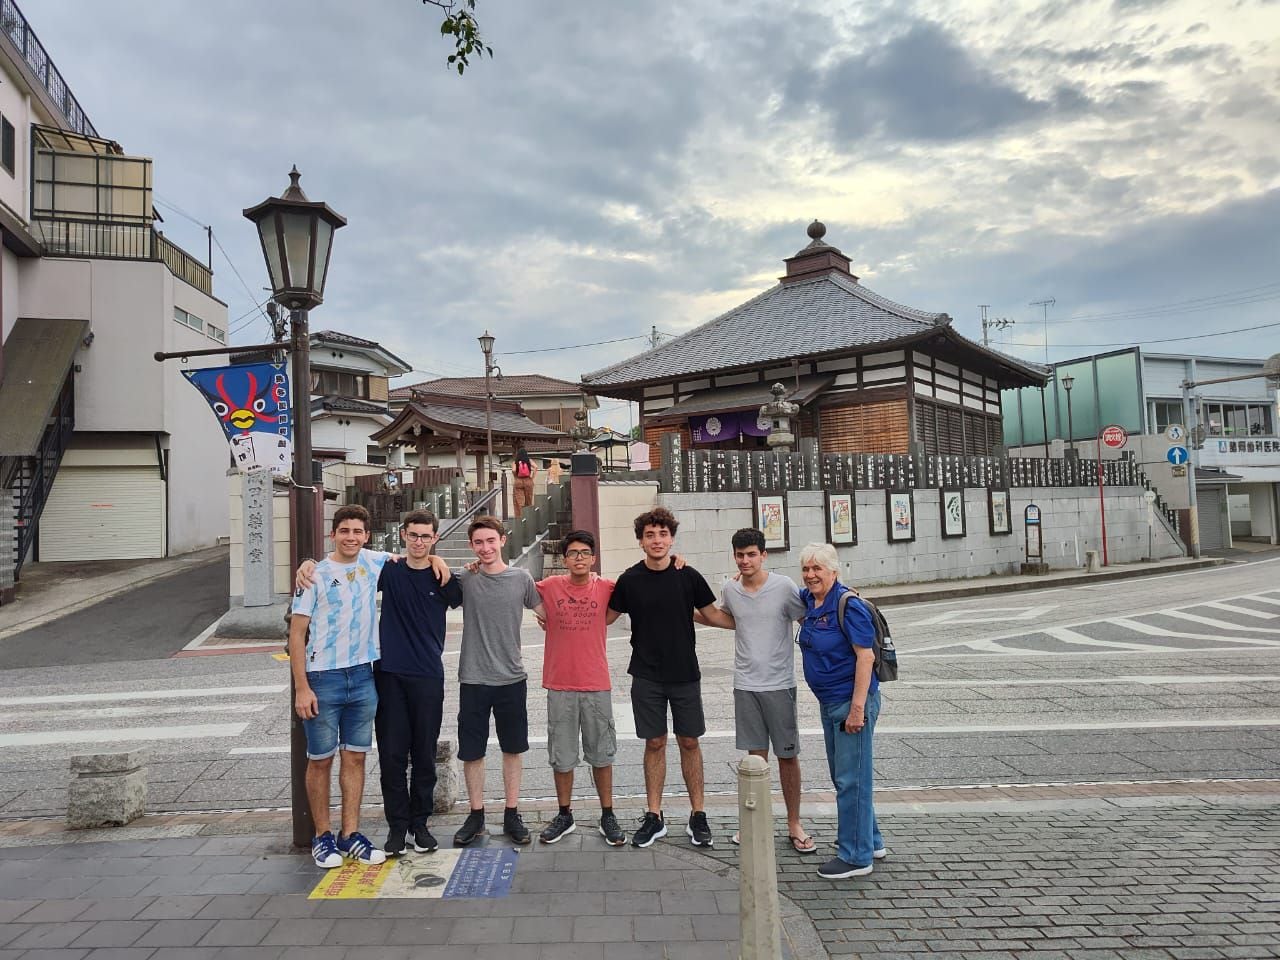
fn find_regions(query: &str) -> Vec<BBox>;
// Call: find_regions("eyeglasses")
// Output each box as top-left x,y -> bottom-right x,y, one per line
564,549 -> 594,559
403,532 -> 437,542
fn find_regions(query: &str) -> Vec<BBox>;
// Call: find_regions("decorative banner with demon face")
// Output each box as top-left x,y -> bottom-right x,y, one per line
184,362 -> 293,476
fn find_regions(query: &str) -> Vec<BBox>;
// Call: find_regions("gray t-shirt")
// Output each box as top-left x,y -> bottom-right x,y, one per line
720,572 -> 807,692
456,566 -> 541,685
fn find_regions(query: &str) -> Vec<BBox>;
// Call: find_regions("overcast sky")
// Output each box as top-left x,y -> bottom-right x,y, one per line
33,0 -> 1280,430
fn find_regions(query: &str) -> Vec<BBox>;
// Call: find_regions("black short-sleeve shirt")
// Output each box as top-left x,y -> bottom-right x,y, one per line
609,561 -> 716,683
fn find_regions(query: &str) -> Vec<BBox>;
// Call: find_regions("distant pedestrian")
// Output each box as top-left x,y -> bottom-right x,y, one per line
452,516 -> 545,847
608,507 -> 720,848
534,530 -> 627,847
287,505 -> 389,869
547,458 -> 563,486
796,542 -> 885,879
512,447 -> 537,516
697,528 -> 813,852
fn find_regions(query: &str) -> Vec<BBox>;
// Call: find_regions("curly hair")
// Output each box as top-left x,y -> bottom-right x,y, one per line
633,507 -> 678,540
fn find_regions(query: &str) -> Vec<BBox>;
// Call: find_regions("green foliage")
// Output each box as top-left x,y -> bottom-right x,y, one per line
424,0 -> 492,74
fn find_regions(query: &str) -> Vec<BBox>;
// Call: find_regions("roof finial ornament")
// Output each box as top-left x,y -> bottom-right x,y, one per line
281,164 -> 309,202
807,219 -> 826,241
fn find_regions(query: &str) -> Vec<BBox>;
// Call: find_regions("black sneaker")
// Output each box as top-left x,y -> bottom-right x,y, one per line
540,812 -> 576,844
817,857 -> 873,879
453,810 -> 486,847
504,809 -> 532,846
599,811 -> 626,847
631,811 -> 667,848
384,828 -> 407,857
686,811 -> 713,847
413,826 -> 438,853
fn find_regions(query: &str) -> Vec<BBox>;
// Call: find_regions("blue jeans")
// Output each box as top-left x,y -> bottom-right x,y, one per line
302,663 -> 378,760
819,689 -> 882,867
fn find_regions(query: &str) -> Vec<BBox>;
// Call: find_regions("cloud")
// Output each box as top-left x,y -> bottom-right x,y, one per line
804,21 -> 1066,143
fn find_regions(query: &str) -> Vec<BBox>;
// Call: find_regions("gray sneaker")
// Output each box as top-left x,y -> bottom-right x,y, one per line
599,810 -> 626,846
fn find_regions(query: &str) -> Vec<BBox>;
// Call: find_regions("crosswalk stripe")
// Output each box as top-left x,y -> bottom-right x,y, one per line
0,685 -> 287,707
1201,601 -> 1278,620
0,703 -> 271,723
0,723 -> 249,748
1115,615 -> 1280,645
1156,610 -> 1280,636
1043,626 -> 1170,652
1241,593 -> 1280,607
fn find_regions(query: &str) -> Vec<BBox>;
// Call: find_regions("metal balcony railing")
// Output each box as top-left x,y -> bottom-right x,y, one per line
33,217 -> 213,295
0,0 -> 97,138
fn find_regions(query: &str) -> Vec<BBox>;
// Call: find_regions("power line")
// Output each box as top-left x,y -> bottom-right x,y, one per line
1047,283 -> 1280,324
1004,318 -> 1280,349
504,335 -> 647,355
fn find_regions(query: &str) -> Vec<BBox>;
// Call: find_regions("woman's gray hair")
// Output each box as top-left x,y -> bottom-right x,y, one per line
797,542 -> 840,574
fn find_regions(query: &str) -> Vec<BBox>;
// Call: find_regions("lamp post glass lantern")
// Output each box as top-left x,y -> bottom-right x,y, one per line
479,331 -> 499,490
243,168 -> 345,850
1062,374 -> 1075,457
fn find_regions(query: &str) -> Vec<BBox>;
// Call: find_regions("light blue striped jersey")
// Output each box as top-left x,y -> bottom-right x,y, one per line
290,549 -> 390,670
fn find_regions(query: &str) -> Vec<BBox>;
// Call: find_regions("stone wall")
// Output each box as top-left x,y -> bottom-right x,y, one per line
642,486 -> 1184,588
598,480 -> 660,579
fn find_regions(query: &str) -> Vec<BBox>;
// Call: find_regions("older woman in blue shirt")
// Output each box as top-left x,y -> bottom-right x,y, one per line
797,542 -> 885,879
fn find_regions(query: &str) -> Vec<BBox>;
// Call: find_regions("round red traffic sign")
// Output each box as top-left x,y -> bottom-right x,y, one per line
1100,424 -> 1128,449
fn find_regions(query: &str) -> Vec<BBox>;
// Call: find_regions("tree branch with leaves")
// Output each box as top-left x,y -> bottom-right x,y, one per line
423,0 -> 492,74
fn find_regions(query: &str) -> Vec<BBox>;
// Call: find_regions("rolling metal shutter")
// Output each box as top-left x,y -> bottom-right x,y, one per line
38,466 -> 166,561
1197,486 -> 1226,551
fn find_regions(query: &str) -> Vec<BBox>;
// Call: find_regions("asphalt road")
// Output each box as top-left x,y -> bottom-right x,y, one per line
0,555 -> 228,670
0,553 -> 1278,818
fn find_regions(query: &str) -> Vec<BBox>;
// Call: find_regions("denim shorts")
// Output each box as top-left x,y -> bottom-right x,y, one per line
302,662 -> 378,760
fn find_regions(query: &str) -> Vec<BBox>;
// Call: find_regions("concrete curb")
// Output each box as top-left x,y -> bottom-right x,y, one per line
865,556 -> 1224,607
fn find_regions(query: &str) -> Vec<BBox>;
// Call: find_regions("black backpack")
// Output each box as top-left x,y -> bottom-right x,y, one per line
836,590 -> 899,683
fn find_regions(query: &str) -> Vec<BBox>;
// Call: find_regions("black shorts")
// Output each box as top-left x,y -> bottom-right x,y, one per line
631,676 -> 705,741
457,680 -> 529,761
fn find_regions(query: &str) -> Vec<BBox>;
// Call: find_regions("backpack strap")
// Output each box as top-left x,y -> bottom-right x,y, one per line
836,588 -> 881,672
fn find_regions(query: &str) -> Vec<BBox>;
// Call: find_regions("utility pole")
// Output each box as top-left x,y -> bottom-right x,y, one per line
1030,298 -> 1056,364
979,305 -> 1014,347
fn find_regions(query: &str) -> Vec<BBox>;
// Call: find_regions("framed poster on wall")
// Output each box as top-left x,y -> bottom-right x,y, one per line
988,489 -> 1012,535
886,489 -> 915,543
940,488 -> 966,538
825,490 -> 857,546
753,491 -> 789,551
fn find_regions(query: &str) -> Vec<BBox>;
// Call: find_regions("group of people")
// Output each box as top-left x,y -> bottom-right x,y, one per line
287,501 -> 884,881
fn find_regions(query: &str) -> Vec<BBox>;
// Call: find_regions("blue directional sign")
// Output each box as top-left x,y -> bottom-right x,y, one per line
1167,445 -> 1189,465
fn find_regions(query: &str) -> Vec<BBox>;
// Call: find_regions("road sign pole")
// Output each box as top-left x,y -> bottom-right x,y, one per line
1182,382 -> 1201,559
1096,428 -> 1108,567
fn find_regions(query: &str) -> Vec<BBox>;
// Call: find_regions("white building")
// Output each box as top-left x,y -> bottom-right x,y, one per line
1003,348 -> 1280,550
307,330 -> 411,464
0,2 -> 228,598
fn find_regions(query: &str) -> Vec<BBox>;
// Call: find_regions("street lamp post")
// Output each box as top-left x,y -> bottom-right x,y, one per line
1062,374 -> 1075,461
243,167 -> 346,849
478,331 -> 500,491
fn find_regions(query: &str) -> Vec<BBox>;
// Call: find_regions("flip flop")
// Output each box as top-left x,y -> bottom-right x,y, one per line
789,833 -> 817,854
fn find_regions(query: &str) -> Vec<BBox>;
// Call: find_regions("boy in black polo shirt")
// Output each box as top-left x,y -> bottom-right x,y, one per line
608,507 -> 719,848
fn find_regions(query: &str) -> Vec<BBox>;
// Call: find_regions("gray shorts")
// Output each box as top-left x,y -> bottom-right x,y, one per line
547,689 -> 617,772
734,688 -> 800,758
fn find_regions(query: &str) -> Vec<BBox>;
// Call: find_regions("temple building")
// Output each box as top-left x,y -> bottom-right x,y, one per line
581,222 -> 1047,465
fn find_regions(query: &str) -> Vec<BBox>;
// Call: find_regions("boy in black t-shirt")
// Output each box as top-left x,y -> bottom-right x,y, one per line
608,507 -> 720,848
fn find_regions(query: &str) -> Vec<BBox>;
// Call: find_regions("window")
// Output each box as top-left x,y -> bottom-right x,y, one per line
310,369 -> 369,398
174,306 -> 203,332
206,324 -> 225,344
1200,401 -> 1274,437
1,118 -> 14,176
1148,399 -> 1183,433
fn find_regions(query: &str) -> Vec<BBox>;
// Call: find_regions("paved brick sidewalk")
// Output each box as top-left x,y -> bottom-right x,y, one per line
1,792 -> 1277,959
703,795 -> 1280,958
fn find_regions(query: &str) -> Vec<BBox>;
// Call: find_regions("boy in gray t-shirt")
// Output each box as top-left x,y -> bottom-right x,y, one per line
698,528 -> 813,853
451,517 -> 544,848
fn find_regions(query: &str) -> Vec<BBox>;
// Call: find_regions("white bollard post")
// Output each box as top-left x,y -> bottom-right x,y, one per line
738,754 -> 782,960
